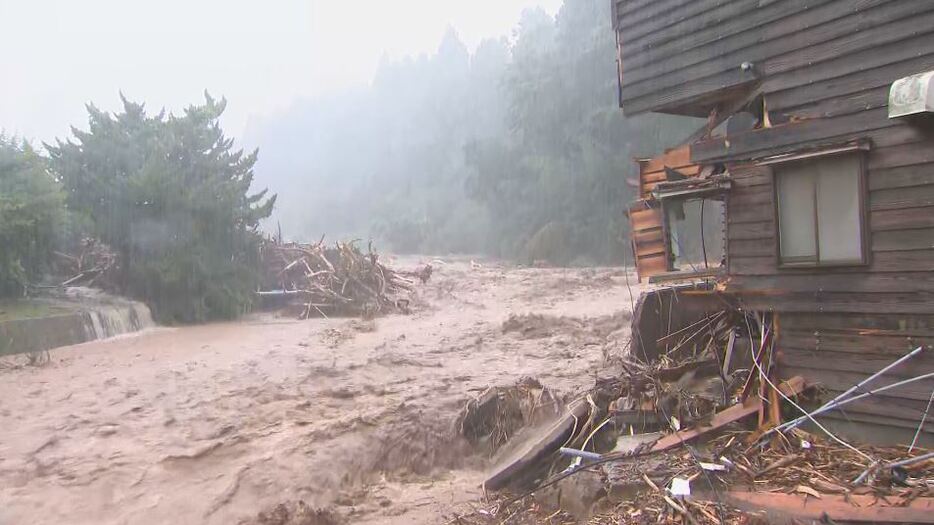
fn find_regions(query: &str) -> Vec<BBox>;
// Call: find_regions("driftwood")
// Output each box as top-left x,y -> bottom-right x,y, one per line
54,238 -> 119,290
259,240 -> 414,319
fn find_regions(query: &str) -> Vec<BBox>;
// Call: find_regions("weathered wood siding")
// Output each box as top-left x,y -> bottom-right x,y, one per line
720,154 -> 934,437
776,312 -> 934,443
638,145 -> 696,198
721,154 -> 934,434
614,0 -> 934,440
629,200 -> 668,281
613,0 -> 934,117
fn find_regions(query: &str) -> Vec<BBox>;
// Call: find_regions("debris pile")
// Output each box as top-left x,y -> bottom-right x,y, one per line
54,238 -> 120,290
258,240 -> 416,319
459,377 -> 562,455
461,306 -> 934,525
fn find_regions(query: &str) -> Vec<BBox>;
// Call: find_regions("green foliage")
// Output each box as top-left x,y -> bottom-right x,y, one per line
465,0 -> 695,264
47,94 -> 275,323
0,137 -> 65,296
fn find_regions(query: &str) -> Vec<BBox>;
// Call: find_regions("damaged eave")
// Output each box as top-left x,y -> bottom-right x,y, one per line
651,174 -> 732,201
690,112 -> 875,165
756,140 -> 871,165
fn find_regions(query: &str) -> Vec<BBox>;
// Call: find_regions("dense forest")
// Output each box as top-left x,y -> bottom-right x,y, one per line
247,0 -> 693,264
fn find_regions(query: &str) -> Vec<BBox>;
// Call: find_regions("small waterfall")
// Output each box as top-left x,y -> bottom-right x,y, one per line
132,302 -> 155,330
82,300 -> 155,341
0,291 -> 157,356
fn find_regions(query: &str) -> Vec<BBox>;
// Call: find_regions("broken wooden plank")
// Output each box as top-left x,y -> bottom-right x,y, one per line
483,400 -> 592,492
650,376 -> 806,453
721,491 -> 934,523
652,359 -> 720,383
638,145 -> 692,173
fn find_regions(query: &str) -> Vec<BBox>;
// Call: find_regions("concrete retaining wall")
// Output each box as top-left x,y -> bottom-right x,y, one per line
0,301 -> 153,356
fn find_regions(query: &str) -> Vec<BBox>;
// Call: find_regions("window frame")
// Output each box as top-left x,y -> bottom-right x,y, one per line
767,146 -> 871,269
659,191 -> 727,276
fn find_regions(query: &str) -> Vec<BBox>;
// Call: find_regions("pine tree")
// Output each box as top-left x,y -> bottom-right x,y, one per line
47,93 -> 276,322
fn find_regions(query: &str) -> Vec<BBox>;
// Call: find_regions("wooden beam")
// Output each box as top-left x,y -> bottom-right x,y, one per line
721,491 -> 934,523
650,376 -> 807,453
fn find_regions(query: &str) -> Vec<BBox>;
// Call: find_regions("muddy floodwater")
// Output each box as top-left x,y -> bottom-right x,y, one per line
0,260 -> 641,525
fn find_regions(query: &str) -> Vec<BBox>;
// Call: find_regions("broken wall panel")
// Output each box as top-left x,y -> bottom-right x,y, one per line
630,285 -> 728,364
637,145 -> 696,198
628,200 -> 669,282
631,145 -> 726,282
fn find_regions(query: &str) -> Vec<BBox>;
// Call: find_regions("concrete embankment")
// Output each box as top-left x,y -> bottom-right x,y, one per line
0,291 -> 153,355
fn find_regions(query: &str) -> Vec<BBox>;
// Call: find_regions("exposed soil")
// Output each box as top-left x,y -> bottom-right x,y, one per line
0,258 -> 641,525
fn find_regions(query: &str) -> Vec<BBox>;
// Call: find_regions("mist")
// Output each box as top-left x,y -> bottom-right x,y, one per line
0,0 -> 564,140
2,0 -> 694,264
244,1 -> 693,263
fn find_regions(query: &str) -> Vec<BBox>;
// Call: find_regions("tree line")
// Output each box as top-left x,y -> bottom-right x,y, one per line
0,95 -> 275,323
0,0 -> 695,323
247,0 -> 693,264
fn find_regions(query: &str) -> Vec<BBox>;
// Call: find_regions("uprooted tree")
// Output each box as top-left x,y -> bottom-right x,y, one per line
47,93 -> 276,323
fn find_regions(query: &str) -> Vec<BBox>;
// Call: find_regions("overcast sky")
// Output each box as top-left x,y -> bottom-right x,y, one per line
0,0 -> 563,143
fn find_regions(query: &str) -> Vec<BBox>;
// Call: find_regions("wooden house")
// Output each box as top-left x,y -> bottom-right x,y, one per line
613,0 -> 934,443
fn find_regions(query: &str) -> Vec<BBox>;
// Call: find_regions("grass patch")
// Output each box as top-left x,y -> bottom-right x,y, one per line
0,299 -> 78,322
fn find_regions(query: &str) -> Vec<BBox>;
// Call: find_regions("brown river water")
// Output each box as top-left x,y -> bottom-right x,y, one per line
0,259 -> 640,525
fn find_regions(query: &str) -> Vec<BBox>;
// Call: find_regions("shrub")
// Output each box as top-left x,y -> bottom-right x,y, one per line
47,94 -> 275,323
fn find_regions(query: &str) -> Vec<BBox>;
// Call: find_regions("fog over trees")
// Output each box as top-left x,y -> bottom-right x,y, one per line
246,0 -> 693,264
0,0 -> 696,321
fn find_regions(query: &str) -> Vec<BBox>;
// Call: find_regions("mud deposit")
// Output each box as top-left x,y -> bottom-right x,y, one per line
0,260 -> 641,525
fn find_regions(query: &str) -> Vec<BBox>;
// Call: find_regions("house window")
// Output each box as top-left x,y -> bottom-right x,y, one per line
774,152 -> 866,266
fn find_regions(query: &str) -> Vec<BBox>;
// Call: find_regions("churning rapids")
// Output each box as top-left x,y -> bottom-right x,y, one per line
0,259 -> 641,525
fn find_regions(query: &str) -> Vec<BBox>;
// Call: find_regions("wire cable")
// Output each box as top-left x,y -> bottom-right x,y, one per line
910,389 -> 934,453
741,313 -> 876,464
621,241 -> 727,523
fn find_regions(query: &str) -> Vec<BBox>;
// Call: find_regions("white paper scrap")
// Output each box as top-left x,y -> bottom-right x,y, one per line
670,477 -> 691,498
